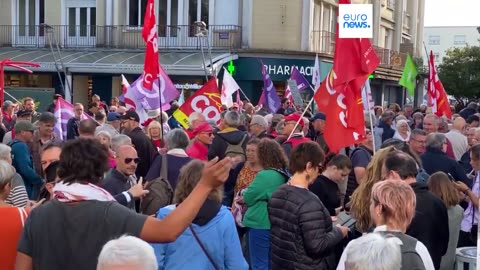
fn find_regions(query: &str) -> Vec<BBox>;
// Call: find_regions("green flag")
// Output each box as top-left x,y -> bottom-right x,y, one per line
399,54 -> 418,96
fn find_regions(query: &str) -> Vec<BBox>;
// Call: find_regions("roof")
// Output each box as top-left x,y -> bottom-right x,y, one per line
0,48 -> 236,75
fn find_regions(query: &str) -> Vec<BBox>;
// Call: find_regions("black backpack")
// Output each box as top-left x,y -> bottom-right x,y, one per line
140,155 -> 173,216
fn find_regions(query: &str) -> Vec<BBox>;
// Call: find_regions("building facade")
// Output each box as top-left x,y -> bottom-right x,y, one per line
423,26 -> 480,65
0,0 -> 425,109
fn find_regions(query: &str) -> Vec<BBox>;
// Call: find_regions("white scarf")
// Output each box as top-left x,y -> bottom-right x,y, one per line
53,181 -> 115,202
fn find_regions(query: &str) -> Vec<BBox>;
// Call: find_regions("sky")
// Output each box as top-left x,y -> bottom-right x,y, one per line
424,0 -> 480,26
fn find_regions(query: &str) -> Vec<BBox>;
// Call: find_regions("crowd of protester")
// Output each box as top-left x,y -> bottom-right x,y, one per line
1,94 -> 480,270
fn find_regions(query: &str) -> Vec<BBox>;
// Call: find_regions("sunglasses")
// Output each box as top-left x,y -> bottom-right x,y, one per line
124,158 -> 140,164
201,132 -> 213,136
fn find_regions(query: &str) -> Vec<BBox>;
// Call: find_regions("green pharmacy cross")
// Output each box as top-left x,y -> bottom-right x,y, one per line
227,60 -> 235,75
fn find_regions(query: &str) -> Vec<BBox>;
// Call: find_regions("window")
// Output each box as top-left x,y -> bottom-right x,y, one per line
127,0 -> 147,27
454,35 -> 466,45
387,0 -> 395,9
158,0 -> 179,37
17,0 -> 45,36
433,53 -> 440,62
428,35 -> 440,45
188,0 -> 209,37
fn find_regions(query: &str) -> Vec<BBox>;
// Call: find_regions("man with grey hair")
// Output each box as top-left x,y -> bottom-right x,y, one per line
208,111 -> 248,161
97,235 -> 157,270
423,113 -> 455,159
421,132 -> 471,186
208,111 -> 249,206
2,100 -> 16,131
339,233 -> 402,270
111,134 -> 133,153
249,115 -> 273,139
145,128 -> 192,189
29,112 -> 61,177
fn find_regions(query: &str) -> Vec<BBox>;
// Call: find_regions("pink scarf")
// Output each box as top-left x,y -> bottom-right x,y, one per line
53,182 -> 115,203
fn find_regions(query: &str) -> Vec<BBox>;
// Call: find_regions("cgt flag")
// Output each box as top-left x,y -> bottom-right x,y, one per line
427,50 -> 452,118
142,0 -> 159,90
173,79 -> 223,129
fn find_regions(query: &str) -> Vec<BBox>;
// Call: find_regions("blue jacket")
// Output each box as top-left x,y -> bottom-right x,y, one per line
151,204 -> 248,270
9,139 -> 43,199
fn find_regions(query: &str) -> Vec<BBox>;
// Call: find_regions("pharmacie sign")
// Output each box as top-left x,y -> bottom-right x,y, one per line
263,64 -> 314,77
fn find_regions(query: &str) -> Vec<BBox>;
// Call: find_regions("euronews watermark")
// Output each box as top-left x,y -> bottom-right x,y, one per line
338,4 -> 373,38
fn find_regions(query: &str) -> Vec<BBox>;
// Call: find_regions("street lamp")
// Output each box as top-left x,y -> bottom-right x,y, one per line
194,21 -> 215,81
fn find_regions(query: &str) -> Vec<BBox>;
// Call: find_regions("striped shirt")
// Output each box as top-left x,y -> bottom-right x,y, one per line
5,173 -> 29,207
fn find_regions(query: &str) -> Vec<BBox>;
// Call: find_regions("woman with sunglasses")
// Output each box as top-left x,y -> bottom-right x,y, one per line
186,122 -> 214,161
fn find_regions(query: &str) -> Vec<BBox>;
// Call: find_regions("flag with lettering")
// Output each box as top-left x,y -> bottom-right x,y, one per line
261,61 -> 281,113
312,54 -> 321,92
173,79 -> 222,129
399,53 -> 418,96
427,50 -> 452,118
54,97 -> 90,140
142,0 -> 159,90
290,66 -> 311,92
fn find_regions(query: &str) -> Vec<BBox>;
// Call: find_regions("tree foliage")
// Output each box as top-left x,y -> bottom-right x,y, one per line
437,46 -> 480,99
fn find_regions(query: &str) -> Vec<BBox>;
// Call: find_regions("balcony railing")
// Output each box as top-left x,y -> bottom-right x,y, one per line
374,46 -> 407,67
0,25 -> 242,50
311,30 -> 335,55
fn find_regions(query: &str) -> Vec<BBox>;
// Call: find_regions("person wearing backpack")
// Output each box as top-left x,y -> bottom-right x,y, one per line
208,111 -> 249,206
337,180 -> 435,270
281,113 -> 311,159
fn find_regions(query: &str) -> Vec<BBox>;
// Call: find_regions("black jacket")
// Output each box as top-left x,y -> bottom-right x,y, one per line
406,182 -> 449,270
66,117 -> 80,140
421,147 -> 472,187
378,120 -> 395,143
101,168 -> 135,208
126,127 -> 158,179
268,184 -> 343,270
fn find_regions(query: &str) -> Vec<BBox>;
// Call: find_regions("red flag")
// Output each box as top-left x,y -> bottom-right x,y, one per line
313,71 -> 333,112
333,0 -> 379,94
315,70 -> 365,152
313,0 -> 380,152
173,79 -> 222,128
142,0 -> 159,90
427,51 -> 452,118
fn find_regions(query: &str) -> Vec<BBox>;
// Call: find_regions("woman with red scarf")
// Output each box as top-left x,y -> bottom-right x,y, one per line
186,122 -> 214,161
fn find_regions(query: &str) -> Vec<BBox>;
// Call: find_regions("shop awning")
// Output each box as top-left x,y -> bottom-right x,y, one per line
0,48 -> 237,76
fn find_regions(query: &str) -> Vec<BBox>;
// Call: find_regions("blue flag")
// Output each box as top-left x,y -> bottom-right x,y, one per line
261,61 -> 281,113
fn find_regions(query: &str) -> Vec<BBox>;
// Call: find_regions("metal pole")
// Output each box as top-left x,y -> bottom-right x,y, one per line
197,34 -> 209,81
205,29 -> 216,79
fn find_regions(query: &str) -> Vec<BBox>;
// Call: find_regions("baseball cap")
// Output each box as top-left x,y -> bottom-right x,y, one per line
14,120 -> 37,132
16,109 -> 33,118
284,113 -> 305,127
107,112 -> 121,122
121,110 -> 140,122
147,109 -> 160,118
311,112 -> 326,122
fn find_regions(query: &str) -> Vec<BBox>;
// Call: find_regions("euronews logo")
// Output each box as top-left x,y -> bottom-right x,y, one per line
339,4 -> 373,38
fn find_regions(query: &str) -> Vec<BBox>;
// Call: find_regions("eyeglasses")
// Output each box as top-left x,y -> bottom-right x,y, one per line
201,132 -> 213,136
124,158 -> 140,164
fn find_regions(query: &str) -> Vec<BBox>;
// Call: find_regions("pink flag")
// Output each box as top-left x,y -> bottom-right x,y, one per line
121,75 -> 149,124
54,97 -> 90,140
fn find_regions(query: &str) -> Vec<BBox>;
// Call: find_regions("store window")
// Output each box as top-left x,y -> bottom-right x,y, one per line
5,74 -> 53,88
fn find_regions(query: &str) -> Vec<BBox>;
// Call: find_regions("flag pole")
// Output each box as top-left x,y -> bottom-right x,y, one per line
238,88 -> 251,103
286,97 -> 315,141
363,85 -> 376,154
157,76 -> 164,141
